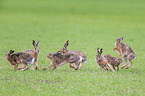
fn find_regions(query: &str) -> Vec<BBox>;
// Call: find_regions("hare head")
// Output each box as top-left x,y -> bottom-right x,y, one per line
60,40 -> 69,53
47,53 -> 53,59
5,50 -> 14,62
47,51 -> 63,59
96,48 -> 103,61
6,50 -> 14,55
116,37 -> 124,44
32,40 -> 39,54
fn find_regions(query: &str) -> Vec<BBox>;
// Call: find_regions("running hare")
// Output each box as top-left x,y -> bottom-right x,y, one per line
5,50 -> 35,71
96,48 -> 115,72
60,40 -> 87,69
24,40 -> 40,69
113,37 -> 135,69
104,54 -> 122,70
43,51 -> 81,70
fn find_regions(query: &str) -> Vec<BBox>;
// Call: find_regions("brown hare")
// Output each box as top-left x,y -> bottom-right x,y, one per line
24,40 -> 40,69
113,37 -> 135,69
60,40 -> 87,69
5,50 -> 35,71
96,48 -> 115,72
43,51 -> 81,70
104,54 -> 122,70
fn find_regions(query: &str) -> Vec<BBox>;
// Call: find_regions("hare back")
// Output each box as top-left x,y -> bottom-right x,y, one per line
69,50 -> 87,62
11,52 -> 33,64
52,54 -> 65,64
69,50 -> 86,57
104,54 -> 116,60
64,53 -> 80,63
104,54 -> 122,66
119,43 -> 135,55
24,49 -> 34,54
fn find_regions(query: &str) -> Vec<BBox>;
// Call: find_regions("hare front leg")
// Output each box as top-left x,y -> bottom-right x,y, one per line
78,62 -> 82,69
113,48 -> 122,58
34,59 -> 40,70
31,63 -> 35,70
117,51 -> 122,58
14,64 -> 18,71
113,47 -> 117,51
107,63 -> 115,72
99,64 -> 107,71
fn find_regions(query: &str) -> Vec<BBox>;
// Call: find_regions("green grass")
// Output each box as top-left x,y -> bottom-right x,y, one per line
0,0 -> 145,95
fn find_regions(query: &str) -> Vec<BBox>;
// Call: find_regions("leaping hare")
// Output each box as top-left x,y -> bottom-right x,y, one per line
113,37 -> 135,69
96,48 -> 115,72
104,54 -> 122,70
5,50 -> 35,71
60,40 -> 87,69
43,51 -> 81,70
24,40 -> 40,69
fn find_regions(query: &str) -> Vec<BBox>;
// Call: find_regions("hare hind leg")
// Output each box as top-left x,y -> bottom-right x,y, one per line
69,63 -> 76,69
112,66 -> 116,70
74,62 -> 80,70
52,64 -> 58,70
125,53 -> 135,69
43,65 -> 53,70
21,64 -> 29,71
121,55 -> 128,68
17,63 -> 26,70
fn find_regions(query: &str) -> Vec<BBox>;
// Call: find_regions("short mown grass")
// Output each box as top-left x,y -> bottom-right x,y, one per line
0,0 -> 145,95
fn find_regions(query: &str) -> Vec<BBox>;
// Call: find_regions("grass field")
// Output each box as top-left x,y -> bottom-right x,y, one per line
0,0 -> 145,95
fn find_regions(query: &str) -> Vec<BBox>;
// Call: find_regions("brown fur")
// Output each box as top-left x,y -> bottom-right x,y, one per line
113,37 -> 135,69
104,54 -> 122,70
24,40 -> 40,69
43,51 -> 81,70
60,40 -> 87,69
96,48 -> 115,72
5,50 -> 34,71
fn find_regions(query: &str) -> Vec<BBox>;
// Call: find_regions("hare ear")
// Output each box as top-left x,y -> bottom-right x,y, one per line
9,50 -> 14,54
97,48 -> 100,53
100,48 -> 103,53
64,40 -> 69,48
120,37 -> 124,40
32,40 -> 36,46
57,51 -> 62,54
36,40 -> 39,46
